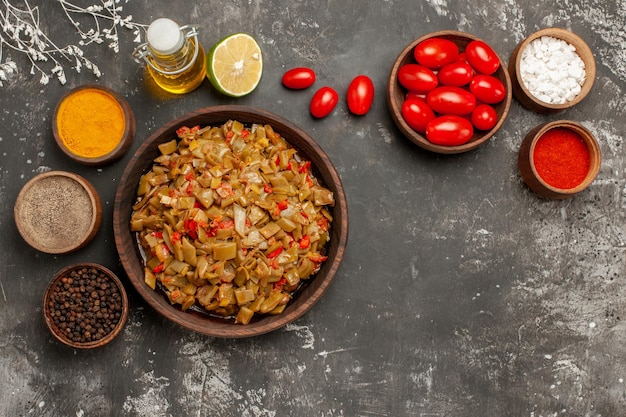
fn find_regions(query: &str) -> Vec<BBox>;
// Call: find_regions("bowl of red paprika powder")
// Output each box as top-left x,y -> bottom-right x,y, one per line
518,120 -> 600,199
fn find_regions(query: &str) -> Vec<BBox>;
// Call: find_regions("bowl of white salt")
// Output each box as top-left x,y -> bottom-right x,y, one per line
508,28 -> 595,113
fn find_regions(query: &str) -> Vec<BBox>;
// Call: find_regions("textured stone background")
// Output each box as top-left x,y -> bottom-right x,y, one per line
1,1 -> 625,416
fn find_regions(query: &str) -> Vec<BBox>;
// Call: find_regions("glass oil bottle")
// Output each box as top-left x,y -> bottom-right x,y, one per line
133,18 -> 206,94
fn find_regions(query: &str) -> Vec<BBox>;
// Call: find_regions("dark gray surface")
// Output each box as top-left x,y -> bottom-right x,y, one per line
2,1 -> 625,416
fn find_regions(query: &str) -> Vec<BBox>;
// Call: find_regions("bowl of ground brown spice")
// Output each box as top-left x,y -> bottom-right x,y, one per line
14,171 -> 102,254
43,263 -> 129,349
52,84 -> 135,166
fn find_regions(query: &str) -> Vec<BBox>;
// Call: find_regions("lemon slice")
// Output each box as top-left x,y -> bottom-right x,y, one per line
207,33 -> 263,97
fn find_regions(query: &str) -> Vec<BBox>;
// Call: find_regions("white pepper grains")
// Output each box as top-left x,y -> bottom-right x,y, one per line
519,35 -> 586,104
46,267 -> 123,345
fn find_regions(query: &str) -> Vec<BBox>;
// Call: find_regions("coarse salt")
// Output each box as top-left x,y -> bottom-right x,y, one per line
519,36 -> 586,104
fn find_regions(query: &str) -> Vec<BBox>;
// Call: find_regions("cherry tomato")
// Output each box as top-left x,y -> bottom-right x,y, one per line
413,38 -> 459,70
310,86 -> 339,118
405,90 -> 426,102
437,61 -> 473,87
469,74 -> 506,104
426,86 -> 476,116
397,64 -> 438,94
471,104 -> 498,131
401,98 -> 435,133
347,75 -> 375,115
282,67 -> 316,89
425,115 -> 474,146
465,40 -> 500,75
456,52 -> 469,63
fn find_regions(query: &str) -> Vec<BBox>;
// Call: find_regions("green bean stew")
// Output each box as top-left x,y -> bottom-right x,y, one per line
130,120 -> 334,324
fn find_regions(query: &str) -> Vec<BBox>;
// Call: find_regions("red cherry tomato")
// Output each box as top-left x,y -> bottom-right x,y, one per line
471,104 -> 498,131
310,86 -> 339,118
413,38 -> 459,70
347,75 -> 375,115
401,98 -> 435,133
465,40 -> 500,75
425,115 -> 474,146
282,67 -> 316,89
397,64 -> 438,94
456,52 -> 469,63
469,74 -> 506,104
426,86 -> 476,116
437,61 -> 474,87
405,90 -> 426,102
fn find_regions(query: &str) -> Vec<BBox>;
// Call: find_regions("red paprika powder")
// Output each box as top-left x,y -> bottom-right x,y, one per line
532,127 -> 590,189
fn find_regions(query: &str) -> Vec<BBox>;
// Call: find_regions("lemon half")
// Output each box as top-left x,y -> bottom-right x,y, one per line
207,33 -> 263,97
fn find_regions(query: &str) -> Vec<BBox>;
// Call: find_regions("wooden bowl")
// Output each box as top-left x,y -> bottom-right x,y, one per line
14,171 -> 102,254
53,84 -> 135,166
387,30 -> 512,154
113,105 -> 348,338
43,263 -> 129,349
518,120 -> 601,199
508,28 -> 595,113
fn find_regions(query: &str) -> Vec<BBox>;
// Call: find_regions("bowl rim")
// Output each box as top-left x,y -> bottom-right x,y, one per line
52,84 -> 136,166
113,105 -> 349,338
387,30 -> 513,154
43,262 -> 129,349
509,27 -> 596,112
13,170 -> 102,254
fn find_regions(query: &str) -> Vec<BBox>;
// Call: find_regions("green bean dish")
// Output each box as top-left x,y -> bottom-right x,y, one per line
130,120 -> 334,324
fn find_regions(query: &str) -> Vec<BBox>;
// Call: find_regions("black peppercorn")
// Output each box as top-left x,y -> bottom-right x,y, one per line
46,267 -> 125,345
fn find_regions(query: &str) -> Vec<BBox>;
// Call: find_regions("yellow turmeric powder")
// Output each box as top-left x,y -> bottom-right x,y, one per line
56,87 -> 126,158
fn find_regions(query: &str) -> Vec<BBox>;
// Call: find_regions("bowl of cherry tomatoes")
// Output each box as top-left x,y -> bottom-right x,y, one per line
387,30 -> 512,154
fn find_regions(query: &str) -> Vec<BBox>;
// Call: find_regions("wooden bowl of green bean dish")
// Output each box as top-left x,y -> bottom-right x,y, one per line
113,105 -> 348,338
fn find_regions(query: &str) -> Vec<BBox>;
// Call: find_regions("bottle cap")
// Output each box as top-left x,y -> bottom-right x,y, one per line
147,18 -> 184,55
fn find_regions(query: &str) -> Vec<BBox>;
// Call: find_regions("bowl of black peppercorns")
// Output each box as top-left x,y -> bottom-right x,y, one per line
43,263 -> 129,349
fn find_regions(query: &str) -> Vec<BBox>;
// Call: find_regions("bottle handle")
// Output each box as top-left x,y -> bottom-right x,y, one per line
132,25 -> 200,76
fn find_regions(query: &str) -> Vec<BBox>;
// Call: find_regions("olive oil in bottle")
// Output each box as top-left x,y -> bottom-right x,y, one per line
133,18 -> 206,94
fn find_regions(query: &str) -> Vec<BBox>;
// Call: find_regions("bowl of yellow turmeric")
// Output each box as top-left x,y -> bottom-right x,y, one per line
53,84 -> 135,166
113,105 -> 348,338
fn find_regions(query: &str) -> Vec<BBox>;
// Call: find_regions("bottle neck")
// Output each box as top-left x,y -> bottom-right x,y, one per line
132,25 -> 201,76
